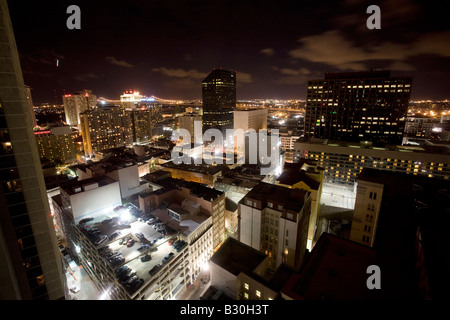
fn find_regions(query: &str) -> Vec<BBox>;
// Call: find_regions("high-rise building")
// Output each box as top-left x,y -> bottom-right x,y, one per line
25,85 -> 37,128
202,68 -> 236,134
233,108 -> 268,133
238,182 -> 312,271
63,89 -> 97,127
0,1 -> 64,299
34,126 -> 77,164
178,113 -> 202,143
304,70 -> 412,145
80,106 -> 133,157
129,107 -> 162,144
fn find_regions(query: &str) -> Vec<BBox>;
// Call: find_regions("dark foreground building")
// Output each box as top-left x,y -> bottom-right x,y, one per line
0,0 -> 64,299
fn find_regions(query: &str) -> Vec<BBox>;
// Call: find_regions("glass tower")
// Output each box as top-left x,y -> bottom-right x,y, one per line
304,70 -> 412,145
202,68 -> 236,135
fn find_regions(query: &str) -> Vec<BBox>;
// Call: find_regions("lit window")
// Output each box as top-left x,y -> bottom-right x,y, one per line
244,283 -> 249,290
256,290 -> 261,298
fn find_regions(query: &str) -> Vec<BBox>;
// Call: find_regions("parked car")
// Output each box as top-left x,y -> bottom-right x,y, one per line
137,244 -> 150,252
149,264 -> 161,276
109,231 -> 121,240
135,232 -> 146,242
162,252 -> 174,264
95,235 -> 108,245
79,217 -> 94,225
126,239 -> 135,247
140,254 -> 151,262
115,266 -> 130,275
69,285 -> 80,293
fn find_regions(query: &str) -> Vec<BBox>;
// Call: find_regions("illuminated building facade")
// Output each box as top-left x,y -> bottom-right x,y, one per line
62,89 -> 97,127
238,182 -> 312,271
0,1 -> 64,299
178,113 -> 202,143
233,108 -> 268,133
80,106 -> 133,157
202,68 -> 236,134
34,126 -> 77,164
129,107 -> 162,143
294,139 -> 450,187
276,161 -> 324,250
304,70 -> 412,145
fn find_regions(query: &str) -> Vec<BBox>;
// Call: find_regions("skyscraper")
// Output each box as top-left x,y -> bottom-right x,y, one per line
0,0 -> 64,299
178,113 -> 202,143
304,70 -> 412,145
25,85 -> 37,128
202,68 -> 236,134
80,106 -> 133,157
63,89 -> 97,127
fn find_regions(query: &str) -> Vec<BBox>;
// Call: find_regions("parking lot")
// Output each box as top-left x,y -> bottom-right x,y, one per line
77,202 -> 189,298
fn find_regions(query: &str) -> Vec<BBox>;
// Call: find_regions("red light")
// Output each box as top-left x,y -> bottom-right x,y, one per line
34,131 -> 51,135
85,93 -> 89,97
64,94 -> 72,97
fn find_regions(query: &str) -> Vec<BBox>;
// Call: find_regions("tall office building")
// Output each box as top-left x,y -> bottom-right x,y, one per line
0,1 -> 64,299
233,108 -> 267,133
129,108 -> 162,144
80,106 -> 133,157
178,113 -> 202,143
304,70 -> 412,145
25,85 -> 37,128
63,89 -> 97,127
202,68 -> 236,134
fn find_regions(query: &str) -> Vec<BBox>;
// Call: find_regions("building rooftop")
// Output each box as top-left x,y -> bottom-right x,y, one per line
277,161 -> 322,190
296,137 -> 450,156
281,233 -> 380,300
140,176 -> 224,203
210,238 -> 267,276
161,161 -> 229,176
60,175 -> 117,196
242,182 -> 309,213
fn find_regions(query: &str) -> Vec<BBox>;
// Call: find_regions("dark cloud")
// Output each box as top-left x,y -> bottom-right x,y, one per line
106,56 -> 134,68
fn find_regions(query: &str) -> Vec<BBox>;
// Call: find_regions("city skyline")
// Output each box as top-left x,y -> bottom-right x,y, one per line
8,0 -> 450,103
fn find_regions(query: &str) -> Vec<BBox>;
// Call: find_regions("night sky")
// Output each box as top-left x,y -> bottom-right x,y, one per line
7,0 -> 450,103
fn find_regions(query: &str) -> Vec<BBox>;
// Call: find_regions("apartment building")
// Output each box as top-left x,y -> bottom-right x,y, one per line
34,126 -> 77,164
276,161 -> 324,250
238,182 -> 311,270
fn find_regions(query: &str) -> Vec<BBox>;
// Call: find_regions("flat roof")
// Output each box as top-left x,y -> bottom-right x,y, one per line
60,175 -> 118,195
281,233 -> 379,300
242,182 -> 309,212
210,238 -> 266,276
